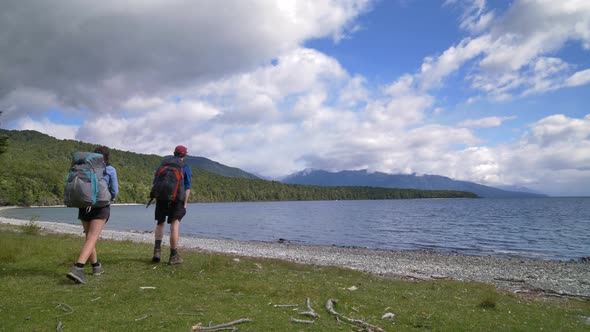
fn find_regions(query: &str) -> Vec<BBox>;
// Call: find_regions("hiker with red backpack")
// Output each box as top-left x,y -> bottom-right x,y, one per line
65,146 -> 119,284
150,145 -> 192,265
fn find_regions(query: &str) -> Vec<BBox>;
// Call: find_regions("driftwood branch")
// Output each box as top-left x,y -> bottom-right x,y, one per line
54,303 -> 74,317
191,318 -> 252,331
494,277 -> 525,283
298,297 -> 320,318
326,299 -> 385,332
290,318 -> 315,324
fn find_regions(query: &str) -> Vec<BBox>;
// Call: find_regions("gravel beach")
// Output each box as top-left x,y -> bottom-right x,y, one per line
2,216 -> 589,300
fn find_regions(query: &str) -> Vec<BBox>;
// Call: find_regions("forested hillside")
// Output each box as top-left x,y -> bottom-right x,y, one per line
184,155 -> 259,179
0,129 -> 477,206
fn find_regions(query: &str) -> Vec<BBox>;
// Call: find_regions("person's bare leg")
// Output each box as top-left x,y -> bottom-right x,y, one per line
152,222 -> 165,262
169,219 -> 179,250
155,222 -> 165,242
81,221 -> 98,264
67,218 -> 105,283
168,220 -> 183,264
77,219 -> 105,264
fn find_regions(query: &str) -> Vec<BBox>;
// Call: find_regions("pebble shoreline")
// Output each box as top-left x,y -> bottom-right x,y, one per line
2,216 -> 588,299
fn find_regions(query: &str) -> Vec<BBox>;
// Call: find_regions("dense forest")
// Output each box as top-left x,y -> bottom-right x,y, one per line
0,129 -> 478,206
0,112 -> 7,155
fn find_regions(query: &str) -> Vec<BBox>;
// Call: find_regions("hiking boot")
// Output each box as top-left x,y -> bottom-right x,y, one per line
152,249 -> 161,263
92,262 -> 105,276
168,254 -> 184,265
66,266 -> 88,284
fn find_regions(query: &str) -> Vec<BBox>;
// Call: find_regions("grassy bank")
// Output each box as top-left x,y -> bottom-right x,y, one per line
1,225 -> 589,331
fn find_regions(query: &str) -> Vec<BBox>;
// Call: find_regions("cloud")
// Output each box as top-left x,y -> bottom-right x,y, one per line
121,97 -> 167,112
338,75 -> 369,108
450,114 -> 590,195
0,88 -> 61,123
566,69 -> 590,87
197,48 -> 348,105
423,0 -> 590,99
525,114 -> 590,147
0,0 -> 372,116
459,116 -> 517,128
14,117 -> 78,140
161,45 -> 466,177
58,46 -> 365,171
418,36 -> 490,89
445,0 -> 495,34
76,101 -> 221,155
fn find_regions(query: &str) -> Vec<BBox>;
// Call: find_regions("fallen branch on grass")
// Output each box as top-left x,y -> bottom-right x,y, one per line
298,297 -> 320,318
54,303 -> 74,317
290,318 -> 315,324
191,318 -> 252,331
135,314 -> 149,321
326,299 -> 385,332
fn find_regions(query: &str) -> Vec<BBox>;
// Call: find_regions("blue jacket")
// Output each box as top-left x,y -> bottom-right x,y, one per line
182,164 -> 192,190
105,165 -> 119,201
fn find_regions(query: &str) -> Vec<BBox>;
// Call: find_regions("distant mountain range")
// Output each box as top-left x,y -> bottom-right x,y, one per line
280,169 -> 547,198
178,157 -> 547,198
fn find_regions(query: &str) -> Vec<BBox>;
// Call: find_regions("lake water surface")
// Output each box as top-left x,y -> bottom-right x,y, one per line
2,198 -> 589,261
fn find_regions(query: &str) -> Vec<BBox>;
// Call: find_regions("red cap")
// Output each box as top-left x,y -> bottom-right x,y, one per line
174,145 -> 188,156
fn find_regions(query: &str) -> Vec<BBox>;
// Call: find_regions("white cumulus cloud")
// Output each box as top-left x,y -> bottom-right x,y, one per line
459,116 -> 517,128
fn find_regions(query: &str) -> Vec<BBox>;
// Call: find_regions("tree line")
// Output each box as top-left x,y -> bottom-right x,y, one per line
0,112 -> 7,155
0,129 -> 477,206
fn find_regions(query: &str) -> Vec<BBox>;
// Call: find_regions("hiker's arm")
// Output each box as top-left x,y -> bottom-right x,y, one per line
184,165 -> 192,208
184,189 -> 190,208
108,166 -> 119,201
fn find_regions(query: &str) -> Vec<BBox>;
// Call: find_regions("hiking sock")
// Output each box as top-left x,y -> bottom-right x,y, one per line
91,262 -> 101,268
170,248 -> 178,257
75,263 -> 85,268
155,240 -> 162,250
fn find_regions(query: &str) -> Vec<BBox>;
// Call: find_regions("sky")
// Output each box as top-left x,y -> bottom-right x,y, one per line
1,0 -> 590,196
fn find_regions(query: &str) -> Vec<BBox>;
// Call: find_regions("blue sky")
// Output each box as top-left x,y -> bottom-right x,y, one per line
1,0 -> 589,196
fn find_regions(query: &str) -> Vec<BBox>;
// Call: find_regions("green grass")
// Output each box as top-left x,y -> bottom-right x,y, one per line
20,216 -> 41,236
1,227 -> 589,331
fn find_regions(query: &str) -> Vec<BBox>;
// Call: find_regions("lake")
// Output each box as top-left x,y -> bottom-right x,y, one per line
2,197 -> 589,261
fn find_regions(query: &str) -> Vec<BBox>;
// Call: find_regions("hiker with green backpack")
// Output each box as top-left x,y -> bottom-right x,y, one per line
150,145 -> 192,265
64,146 -> 119,284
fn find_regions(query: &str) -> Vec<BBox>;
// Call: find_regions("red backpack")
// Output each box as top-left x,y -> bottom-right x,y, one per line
150,156 -> 185,202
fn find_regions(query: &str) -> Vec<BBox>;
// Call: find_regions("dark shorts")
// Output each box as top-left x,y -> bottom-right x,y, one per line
78,205 -> 111,222
155,200 -> 186,224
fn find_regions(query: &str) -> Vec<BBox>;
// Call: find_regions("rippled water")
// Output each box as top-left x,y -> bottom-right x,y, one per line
2,197 -> 589,261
